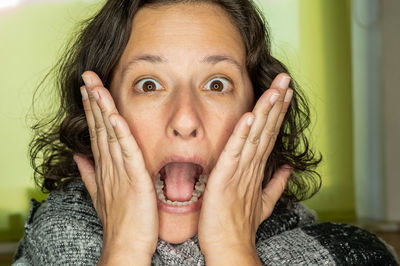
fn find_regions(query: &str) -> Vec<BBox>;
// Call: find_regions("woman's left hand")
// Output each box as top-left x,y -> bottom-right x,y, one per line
198,73 -> 293,265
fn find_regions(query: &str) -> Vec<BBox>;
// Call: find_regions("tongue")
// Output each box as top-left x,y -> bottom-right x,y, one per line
163,162 -> 197,202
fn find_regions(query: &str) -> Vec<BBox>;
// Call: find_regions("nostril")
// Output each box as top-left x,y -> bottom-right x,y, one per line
172,129 -> 197,137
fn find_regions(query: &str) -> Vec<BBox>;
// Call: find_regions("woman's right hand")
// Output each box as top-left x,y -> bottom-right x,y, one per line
73,71 -> 158,265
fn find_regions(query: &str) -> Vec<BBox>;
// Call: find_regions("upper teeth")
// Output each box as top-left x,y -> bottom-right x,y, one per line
155,173 -> 208,206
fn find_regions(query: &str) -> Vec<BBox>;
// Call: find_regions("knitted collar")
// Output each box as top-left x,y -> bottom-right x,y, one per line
57,181 -> 316,265
151,203 -> 316,265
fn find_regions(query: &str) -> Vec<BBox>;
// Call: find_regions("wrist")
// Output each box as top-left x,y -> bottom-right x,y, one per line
204,246 -> 261,266
99,239 -> 155,266
98,249 -> 152,266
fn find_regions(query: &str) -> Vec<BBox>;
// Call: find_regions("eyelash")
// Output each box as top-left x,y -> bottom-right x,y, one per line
134,78 -> 163,93
133,76 -> 233,93
203,77 -> 233,93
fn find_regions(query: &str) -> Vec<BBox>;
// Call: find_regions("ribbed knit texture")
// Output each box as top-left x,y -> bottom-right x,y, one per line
13,181 -> 399,265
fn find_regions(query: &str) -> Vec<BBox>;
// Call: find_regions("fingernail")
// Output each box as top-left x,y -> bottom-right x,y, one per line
73,154 -> 80,164
247,115 -> 254,126
81,73 -> 93,87
279,75 -> 291,89
284,89 -> 293,103
80,86 -> 88,100
270,93 -> 280,105
110,116 -> 117,127
91,90 -> 99,101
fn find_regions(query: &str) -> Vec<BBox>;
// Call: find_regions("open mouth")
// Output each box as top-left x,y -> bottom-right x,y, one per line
155,162 -> 208,206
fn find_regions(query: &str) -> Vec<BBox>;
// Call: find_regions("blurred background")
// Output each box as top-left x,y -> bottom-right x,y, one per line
0,0 -> 399,264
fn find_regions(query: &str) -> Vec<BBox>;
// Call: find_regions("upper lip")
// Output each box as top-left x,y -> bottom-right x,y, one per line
153,155 -> 209,180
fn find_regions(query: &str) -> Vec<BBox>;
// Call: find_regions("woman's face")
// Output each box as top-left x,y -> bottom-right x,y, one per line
110,2 -> 254,243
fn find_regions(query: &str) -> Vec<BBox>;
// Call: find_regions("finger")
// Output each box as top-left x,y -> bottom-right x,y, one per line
81,71 -> 104,89
274,88 -> 293,134
91,87 -> 124,170
208,112 -> 255,187
238,74 -> 290,176
262,88 -> 293,163
86,86 -> 112,164
81,71 -> 108,157
261,165 -> 292,221
73,153 -> 97,201
251,77 -> 290,187
109,113 -> 153,189
255,76 -> 290,157
81,71 -> 108,163
80,86 -> 99,161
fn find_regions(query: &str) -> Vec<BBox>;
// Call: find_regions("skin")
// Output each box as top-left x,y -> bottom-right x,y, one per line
74,3 -> 294,265
110,2 -> 254,244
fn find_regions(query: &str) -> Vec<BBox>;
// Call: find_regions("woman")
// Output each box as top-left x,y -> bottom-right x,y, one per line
14,0 -> 398,265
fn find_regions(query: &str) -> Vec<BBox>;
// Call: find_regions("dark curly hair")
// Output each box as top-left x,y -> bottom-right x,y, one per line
30,0 -> 322,205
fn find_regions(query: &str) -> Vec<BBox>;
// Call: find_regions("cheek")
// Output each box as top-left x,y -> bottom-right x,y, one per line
116,101 -> 163,153
121,111 -> 166,174
209,111 -> 242,151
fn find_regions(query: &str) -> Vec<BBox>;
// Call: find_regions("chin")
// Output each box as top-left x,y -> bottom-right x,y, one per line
158,210 -> 200,244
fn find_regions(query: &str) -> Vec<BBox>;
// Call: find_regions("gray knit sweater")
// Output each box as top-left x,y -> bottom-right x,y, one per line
13,182 -> 399,265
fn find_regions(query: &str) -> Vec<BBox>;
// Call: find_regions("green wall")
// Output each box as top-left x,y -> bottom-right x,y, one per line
260,0 -> 354,221
0,0 -> 354,240
0,0 -> 103,239
297,0 -> 354,221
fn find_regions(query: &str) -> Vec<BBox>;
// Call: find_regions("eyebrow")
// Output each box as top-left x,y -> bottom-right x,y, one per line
120,54 -> 167,81
200,55 -> 243,74
120,54 -> 243,81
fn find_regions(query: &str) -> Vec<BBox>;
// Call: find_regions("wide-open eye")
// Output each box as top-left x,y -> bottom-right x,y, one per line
204,77 -> 232,92
135,78 -> 163,92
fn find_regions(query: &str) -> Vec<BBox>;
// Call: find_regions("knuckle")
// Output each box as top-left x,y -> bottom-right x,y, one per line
107,134 -> 118,144
240,133 -> 249,140
89,128 -> 97,139
95,124 -> 106,134
262,108 -> 270,117
83,104 -> 92,113
248,135 -> 260,145
264,128 -> 276,138
117,134 -> 131,147
232,150 -> 241,159
96,155 -> 103,166
92,85 -> 105,92
223,147 -> 241,160
270,89 -> 280,95
90,135 -> 97,143
98,103 -> 107,114
268,132 -> 278,144
121,147 -> 134,160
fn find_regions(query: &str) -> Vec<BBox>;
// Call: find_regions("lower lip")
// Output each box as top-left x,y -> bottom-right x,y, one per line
157,196 -> 203,214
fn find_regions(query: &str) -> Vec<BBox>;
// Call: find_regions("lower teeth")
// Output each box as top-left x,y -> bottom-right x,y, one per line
155,174 -> 208,206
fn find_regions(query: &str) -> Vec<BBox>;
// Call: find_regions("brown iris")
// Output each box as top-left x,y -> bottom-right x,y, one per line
210,80 -> 224,91
143,80 -> 157,92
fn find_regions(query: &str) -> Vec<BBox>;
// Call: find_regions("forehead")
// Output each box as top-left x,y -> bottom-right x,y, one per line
118,2 -> 246,67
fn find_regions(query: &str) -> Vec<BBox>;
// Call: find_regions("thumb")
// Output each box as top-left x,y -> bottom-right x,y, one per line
73,153 -> 97,201
261,165 -> 292,221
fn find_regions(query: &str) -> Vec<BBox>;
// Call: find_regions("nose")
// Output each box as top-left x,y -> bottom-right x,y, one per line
167,89 -> 203,140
